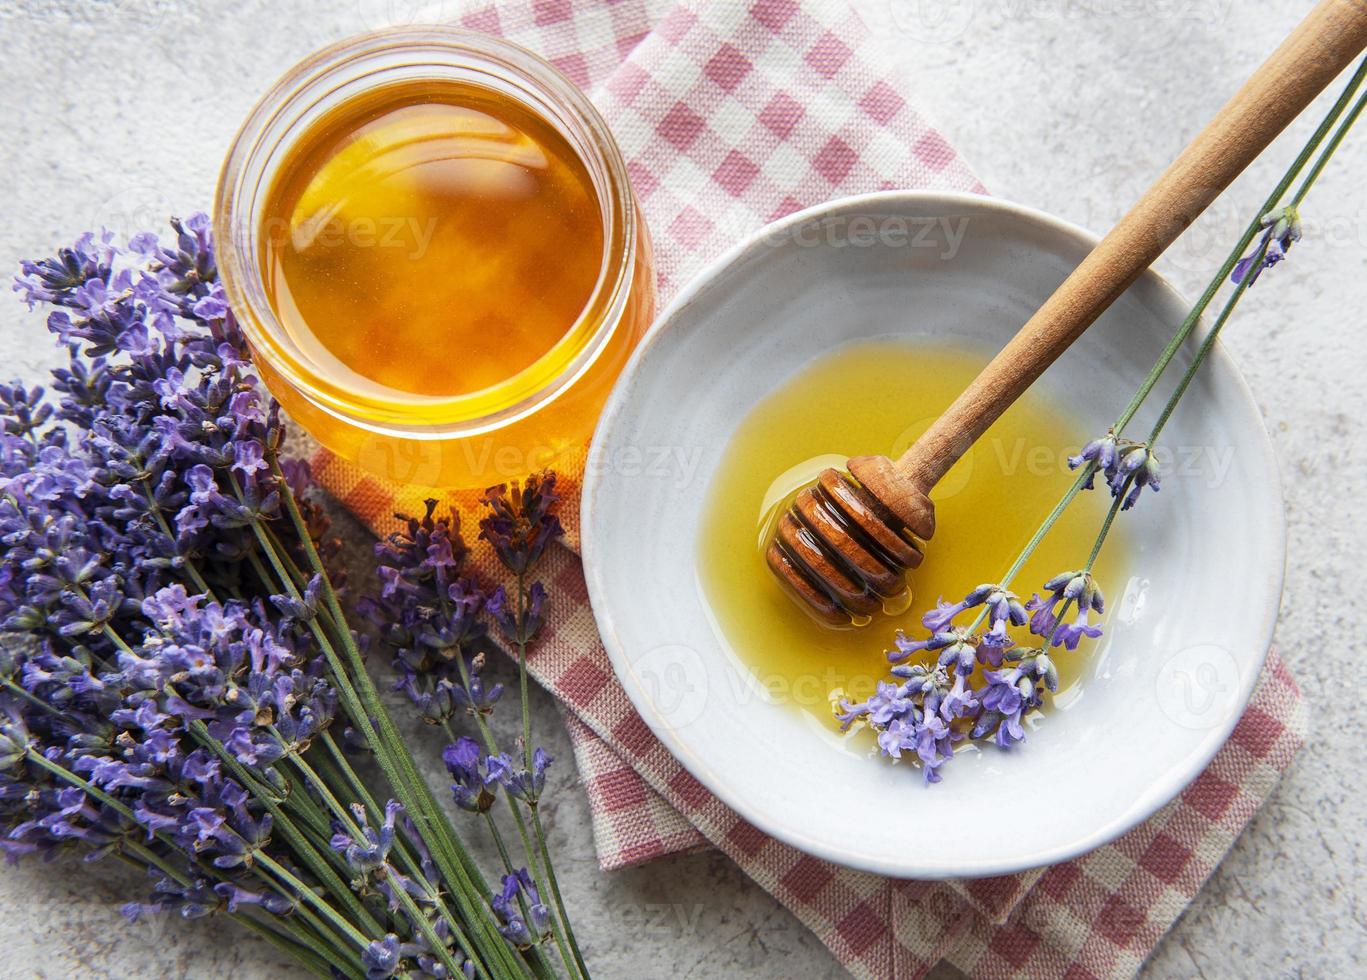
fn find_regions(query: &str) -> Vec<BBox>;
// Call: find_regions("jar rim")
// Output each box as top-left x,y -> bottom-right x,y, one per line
213,27 -> 637,439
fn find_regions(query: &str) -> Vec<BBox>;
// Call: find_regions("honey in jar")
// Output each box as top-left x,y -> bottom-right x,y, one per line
216,30 -> 654,489
261,82 -> 605,400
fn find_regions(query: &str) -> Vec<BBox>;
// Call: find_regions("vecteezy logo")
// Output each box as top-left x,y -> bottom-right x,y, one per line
89,184 -> 173,238
357,436 -> 449,487
888,0 -> 976,45
354,0 -> 459,30
1155,643 -> 1240,730
106,0 -> 170,30
632,644 -> 709,731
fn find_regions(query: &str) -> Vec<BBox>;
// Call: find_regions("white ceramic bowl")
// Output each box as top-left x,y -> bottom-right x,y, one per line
581,192 -> 1283,878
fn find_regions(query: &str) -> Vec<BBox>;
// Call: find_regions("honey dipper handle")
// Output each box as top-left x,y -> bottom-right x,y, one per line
896,0 -> 1367,490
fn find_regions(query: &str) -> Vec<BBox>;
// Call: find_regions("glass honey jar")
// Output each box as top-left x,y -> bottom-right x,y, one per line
215,28 -> 654,488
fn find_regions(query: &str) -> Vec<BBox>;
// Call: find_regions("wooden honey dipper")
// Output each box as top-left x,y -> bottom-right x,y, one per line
768,0 -> 1367,627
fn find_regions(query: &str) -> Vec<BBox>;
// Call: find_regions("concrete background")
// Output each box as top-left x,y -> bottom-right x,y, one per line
1,0 -> 1363,976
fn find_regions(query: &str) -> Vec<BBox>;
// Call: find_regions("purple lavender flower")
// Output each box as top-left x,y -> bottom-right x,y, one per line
920,597 -> 969,634
1109,444 -> 1161,510
837,664 -> 969,783
1232,205 -> 1301,286
1052,607 -> 1103,651
860,680 -> 912,726
914,713 -> 957,783
1068,432 -> 1119,489
491,869 -> 551,948
940,671 -> 980,722
122,875 -> 223,921
875,715 -> 918,759
478,473 -> 564,577
886,627 -> 952,664
973,668 -> 1037,748
213,881 -> 294,915
330,801 -> 400,876
360,500 -> 495,723
919,584 -> 992,633
972,584 -> 1025,666
1070,432 -> 1159,508
486,581 -> 549,646
1026,570 -> 1105,649
935,631 -> 978,676
1016,649 -> 1060,693
0,220 -> 359,938
14,230 -> 116,308
362,934 -> 403,980
981,585 -> 1027,633
488,747 -> 552,802
5,219 -> 571,972
442,737 -> 499,813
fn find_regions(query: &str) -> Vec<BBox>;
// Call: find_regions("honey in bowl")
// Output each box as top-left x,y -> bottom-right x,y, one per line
697,341 -> 1126,733
216,30 -> 654,489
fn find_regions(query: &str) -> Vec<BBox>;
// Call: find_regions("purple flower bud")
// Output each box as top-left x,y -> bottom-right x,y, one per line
443,737 -> 499,813
362,934 -> 403,980
1232,205 -> 1301,286
478,472 -> 564,577
491,869 -> 550,947
920,597 -> 968,633
489,747 -> 553,802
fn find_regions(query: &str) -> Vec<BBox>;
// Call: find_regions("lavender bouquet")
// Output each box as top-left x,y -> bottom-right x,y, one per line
2,219 -> 587,977
837,56 -> 1367,783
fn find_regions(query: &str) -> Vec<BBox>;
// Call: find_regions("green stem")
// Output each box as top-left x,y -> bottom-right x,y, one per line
447,669 -> 547,887
61,614 -> 381,945
262,464 -> 527,980
975,55 -> 1367,602
443,707 -> 543,889
527,803 -> 588,980
1084,479 -> 1129,573
1291,75 -> 1367,207
507,580 -> 587,979
479,808 -> 560,980
255,851 -> 373,950
1001,464 -> 1097,590
233,913 -> 342,979
195,727 -> 384,936
2,675 -> 61,715
1148,264 -> 1257,443
441,684 -> 572,978
515,574 -> 533,778
1150,81 -> 1367,445
391,873 -> 473,980
26,747 -> 364,973
286,749 -> 366,839
1111,54 -> 1367,437
1042,479 -> 1130,650
112,845 -> 350,979
313,743 -> 492,979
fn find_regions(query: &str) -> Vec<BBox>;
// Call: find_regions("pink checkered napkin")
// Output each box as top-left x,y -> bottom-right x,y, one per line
314,2 -> 1307,977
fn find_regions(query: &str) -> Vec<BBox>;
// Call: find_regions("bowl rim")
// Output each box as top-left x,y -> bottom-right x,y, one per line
581,189 -> 1285,878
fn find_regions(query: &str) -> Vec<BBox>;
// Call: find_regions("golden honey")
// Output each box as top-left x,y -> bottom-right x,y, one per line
260,81 -> 605,400
216,30 -> 654,489
697,341 -> 1126,732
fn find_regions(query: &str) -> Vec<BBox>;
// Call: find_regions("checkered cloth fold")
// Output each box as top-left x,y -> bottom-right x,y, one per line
312,2 -> 1306,977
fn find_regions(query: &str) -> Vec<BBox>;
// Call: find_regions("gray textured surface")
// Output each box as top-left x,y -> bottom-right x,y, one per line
1,0 -> 1363,977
